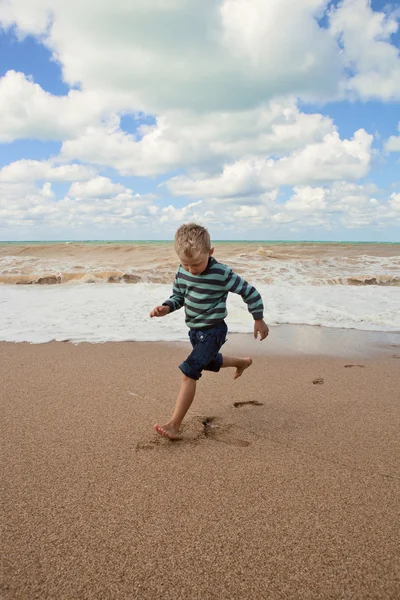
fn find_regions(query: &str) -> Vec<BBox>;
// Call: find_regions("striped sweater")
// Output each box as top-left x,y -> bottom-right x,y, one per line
163,257 -> 264,329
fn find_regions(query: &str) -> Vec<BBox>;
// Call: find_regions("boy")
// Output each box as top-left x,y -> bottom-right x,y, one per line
150,223 -> 269,439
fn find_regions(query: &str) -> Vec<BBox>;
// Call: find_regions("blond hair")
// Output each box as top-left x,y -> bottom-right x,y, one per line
174,223 -> 211,258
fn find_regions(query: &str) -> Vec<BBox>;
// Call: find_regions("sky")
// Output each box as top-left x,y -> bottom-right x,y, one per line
0,0 -> 400,242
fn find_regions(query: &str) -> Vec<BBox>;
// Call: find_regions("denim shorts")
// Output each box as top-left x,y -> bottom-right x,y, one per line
179,321 -> 228,380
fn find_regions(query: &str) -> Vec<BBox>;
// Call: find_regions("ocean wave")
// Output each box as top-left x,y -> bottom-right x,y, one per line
1,242 -> 399,286
1,270 -> 399,287
0,270 -> 174,285
329,275 -> 400,286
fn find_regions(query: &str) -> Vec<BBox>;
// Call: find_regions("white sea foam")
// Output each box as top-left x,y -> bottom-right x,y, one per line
0,282 -> 399,344
1,242 -> 399,342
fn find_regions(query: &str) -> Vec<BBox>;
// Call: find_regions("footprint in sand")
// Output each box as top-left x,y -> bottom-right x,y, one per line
392,355 -> 400,359
233,400 -> 264,408
313,378 -> 324,385
136,416 -> 253,450
344,364 -> 365,368
202,417 -> 252,447
135,440 -> 161,451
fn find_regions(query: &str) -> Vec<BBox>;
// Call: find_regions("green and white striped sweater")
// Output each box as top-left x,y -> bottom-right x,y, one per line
163,257 -> 264,329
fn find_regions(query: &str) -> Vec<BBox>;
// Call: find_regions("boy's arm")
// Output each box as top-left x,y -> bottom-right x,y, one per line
162,275 -> 185,313
224,268 -> 264,320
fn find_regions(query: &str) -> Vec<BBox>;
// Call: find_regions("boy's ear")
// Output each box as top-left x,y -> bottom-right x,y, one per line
209,247 -> 214,256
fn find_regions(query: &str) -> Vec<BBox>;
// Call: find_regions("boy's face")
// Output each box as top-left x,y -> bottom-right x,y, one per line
179,248 -> 214,275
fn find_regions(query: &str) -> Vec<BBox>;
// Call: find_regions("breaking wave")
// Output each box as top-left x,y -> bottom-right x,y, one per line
0,241 -> 399,288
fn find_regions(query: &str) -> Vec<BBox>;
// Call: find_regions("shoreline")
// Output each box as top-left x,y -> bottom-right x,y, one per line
221,324 -> 400,358
2,323 -> 399,358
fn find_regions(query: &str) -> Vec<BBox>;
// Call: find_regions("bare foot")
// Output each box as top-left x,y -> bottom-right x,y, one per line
234,357 -> 253,380
154,423 -> 182,440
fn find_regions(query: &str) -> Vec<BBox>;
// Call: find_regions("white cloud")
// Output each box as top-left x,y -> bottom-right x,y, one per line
0,178 -> 157,231
1,0 -> 398,112
166,129 -> 373,197
385,122 -> 400,152
166,181 -> 399,231
233,205 -> 259,218
166,158 -> 266,198
158,194 -> 277,229
68,177 -> 126,199
0,0 -> 342,112
0,181 -> 57,226
282,181 -> 399,229
0,159 -> 95,182
329,0 -> 400,101
160,201 -> 203,224
285,186 -> 327,212
219,0 -> 340,103
0,70 -> 125,142
263,129 -> 373,186
61,99 -> 335,176
0,175 -> 398,237
389,192 -> 400,211
0,0 -> 50,35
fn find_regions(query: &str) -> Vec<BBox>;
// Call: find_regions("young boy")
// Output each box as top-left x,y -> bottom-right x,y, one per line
150,223 -> 269,439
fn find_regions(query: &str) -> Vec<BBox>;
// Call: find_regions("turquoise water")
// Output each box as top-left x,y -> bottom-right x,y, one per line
0,239 -> 399,246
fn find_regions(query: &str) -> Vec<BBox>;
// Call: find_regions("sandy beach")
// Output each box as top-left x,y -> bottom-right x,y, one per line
2,328 -> 400,599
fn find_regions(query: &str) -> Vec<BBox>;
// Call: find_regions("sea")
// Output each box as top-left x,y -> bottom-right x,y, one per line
0,240 -> 399,344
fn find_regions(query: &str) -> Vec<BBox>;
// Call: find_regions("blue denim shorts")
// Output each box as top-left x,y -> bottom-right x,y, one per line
179,321 -> 228,380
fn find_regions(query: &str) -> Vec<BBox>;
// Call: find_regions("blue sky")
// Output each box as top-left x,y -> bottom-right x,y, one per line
0,0 -> 399,241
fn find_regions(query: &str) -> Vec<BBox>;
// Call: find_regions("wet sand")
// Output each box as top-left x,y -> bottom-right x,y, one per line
2,331 -> 400,599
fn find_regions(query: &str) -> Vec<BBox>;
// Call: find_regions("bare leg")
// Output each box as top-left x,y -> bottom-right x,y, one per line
221,355 -> 253,379
154,375 -> 196,440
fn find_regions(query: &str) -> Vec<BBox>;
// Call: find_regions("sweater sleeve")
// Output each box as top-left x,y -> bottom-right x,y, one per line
162,272 -> 185,313
224,268 -> 264,320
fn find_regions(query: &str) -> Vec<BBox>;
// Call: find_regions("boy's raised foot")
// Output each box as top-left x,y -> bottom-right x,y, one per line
154,423 -> 182,440
234,357 -> 253,379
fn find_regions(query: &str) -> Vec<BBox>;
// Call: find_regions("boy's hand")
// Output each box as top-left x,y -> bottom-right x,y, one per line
254,319 -> 269,341
150,305 -> 171,318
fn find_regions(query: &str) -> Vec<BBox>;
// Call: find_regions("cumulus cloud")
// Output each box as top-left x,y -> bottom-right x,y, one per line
165,159 -> 265,198
0,179 -> 157,232
0,159 -> 95,182
160,201 -> 203,224
285,186 -> 328,212
159,189 -> 279,230
166,129 -> 373,197
385,122 -> 400,152
1,0 -> 398,112
0,181 -> 57,227
329,0 -> 400,101
389,192 -> 400,211
60,99 -> 335,176
261,129 -> 372,186
283,181 -> 399,229
0,0 -> 340,111
0,173 -> 398,237
68,177 -> 126,199
162,180 -> 399,231
0,70 -> 125,142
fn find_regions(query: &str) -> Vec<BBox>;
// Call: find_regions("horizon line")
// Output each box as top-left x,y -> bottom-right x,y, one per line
0,239 -> 399,244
